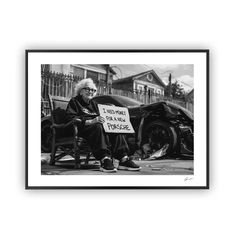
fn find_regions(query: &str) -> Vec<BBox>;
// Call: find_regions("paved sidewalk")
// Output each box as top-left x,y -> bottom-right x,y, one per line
41,153 -> 193,175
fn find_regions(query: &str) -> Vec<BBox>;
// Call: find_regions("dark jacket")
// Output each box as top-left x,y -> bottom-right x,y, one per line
66,95 -> 99,125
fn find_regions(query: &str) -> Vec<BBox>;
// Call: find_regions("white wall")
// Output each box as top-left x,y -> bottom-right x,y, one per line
2,1 -> 236,236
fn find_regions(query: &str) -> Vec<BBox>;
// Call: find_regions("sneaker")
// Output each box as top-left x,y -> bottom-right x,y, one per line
100,158 -> 117,173
118,159 -> 141,171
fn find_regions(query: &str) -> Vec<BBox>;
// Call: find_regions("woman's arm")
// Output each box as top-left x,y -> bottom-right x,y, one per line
66,98 -> 79,121
85,116 -> 105,125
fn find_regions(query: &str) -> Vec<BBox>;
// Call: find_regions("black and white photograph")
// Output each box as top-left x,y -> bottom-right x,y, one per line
26,50 -> 208,188
5,1 -> 236,235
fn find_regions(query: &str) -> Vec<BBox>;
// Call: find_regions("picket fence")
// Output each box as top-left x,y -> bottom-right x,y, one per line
41,71 -> 193,116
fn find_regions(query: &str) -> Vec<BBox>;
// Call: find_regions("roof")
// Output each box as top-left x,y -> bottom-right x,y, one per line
109,66 -> 116,75
112,70 -> 166,87
186,89 -> 194,97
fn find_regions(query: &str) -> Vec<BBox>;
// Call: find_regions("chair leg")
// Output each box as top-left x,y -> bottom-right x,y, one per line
50,145 -> 57,165
74,139 -> 81,169
49,130 -> 57,165
73,124 -> 82,169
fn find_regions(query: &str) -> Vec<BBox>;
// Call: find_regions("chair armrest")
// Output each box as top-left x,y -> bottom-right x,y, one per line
51,121 -> 73,129
51,118 -> 82,129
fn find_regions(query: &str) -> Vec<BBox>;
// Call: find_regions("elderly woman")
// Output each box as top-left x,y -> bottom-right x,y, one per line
66,78 -> 141,173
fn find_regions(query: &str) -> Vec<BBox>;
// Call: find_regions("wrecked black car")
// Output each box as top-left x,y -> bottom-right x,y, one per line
41,94 -> 193,159
93,95 -> 193,159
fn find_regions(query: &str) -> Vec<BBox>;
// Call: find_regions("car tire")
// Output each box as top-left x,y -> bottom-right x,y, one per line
142,120 -> 178,158
41,121 -> 52,153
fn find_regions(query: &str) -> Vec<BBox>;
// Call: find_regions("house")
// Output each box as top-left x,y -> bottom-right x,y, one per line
41,64 -> 116,102
112,70 -> 166,96
186,89 -> 194,103
48,64 -> 116,87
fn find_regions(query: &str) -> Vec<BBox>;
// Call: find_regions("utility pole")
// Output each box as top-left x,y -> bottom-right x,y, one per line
168,73 -> 172,99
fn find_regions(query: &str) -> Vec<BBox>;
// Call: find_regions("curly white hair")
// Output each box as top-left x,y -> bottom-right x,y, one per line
74,78 -> 97,96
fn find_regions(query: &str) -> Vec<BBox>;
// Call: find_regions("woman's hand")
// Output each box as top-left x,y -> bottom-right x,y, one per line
86,116 -> 105,125
92,116 -> 105,124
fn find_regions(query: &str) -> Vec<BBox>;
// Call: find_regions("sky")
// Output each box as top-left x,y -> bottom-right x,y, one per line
111,64 -> 194,92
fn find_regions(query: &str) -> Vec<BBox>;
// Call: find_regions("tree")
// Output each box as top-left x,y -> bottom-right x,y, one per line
165,81 -> 185,99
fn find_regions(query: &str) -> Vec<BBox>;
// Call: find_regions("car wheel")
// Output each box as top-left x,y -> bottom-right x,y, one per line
41,121 -> 52,153
142,120 -> 178,158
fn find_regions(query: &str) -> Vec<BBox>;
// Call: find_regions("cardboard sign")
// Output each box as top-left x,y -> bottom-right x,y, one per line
98,104 -> 135,133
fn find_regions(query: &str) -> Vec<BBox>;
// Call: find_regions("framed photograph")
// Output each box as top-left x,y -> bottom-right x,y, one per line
26,49 -> 209,189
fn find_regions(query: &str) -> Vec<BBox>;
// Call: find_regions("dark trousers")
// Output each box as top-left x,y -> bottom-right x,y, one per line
79,123 -> 129,160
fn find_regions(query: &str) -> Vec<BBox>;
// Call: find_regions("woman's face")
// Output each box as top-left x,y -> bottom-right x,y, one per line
80,82 -> 97,103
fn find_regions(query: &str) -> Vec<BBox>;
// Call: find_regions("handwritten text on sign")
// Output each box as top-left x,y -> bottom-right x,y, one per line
98,104 -> 135,133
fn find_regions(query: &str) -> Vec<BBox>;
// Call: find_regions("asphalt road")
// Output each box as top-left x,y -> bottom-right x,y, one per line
41,153 -> 193,175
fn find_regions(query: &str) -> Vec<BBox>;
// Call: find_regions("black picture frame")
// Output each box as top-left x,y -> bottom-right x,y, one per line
25,49 -> 209,189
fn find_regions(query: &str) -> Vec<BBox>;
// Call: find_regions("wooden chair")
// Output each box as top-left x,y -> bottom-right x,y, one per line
48,95 -> 93,169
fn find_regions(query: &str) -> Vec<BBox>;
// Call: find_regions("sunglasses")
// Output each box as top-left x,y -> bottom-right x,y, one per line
83,87 -> 97,93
